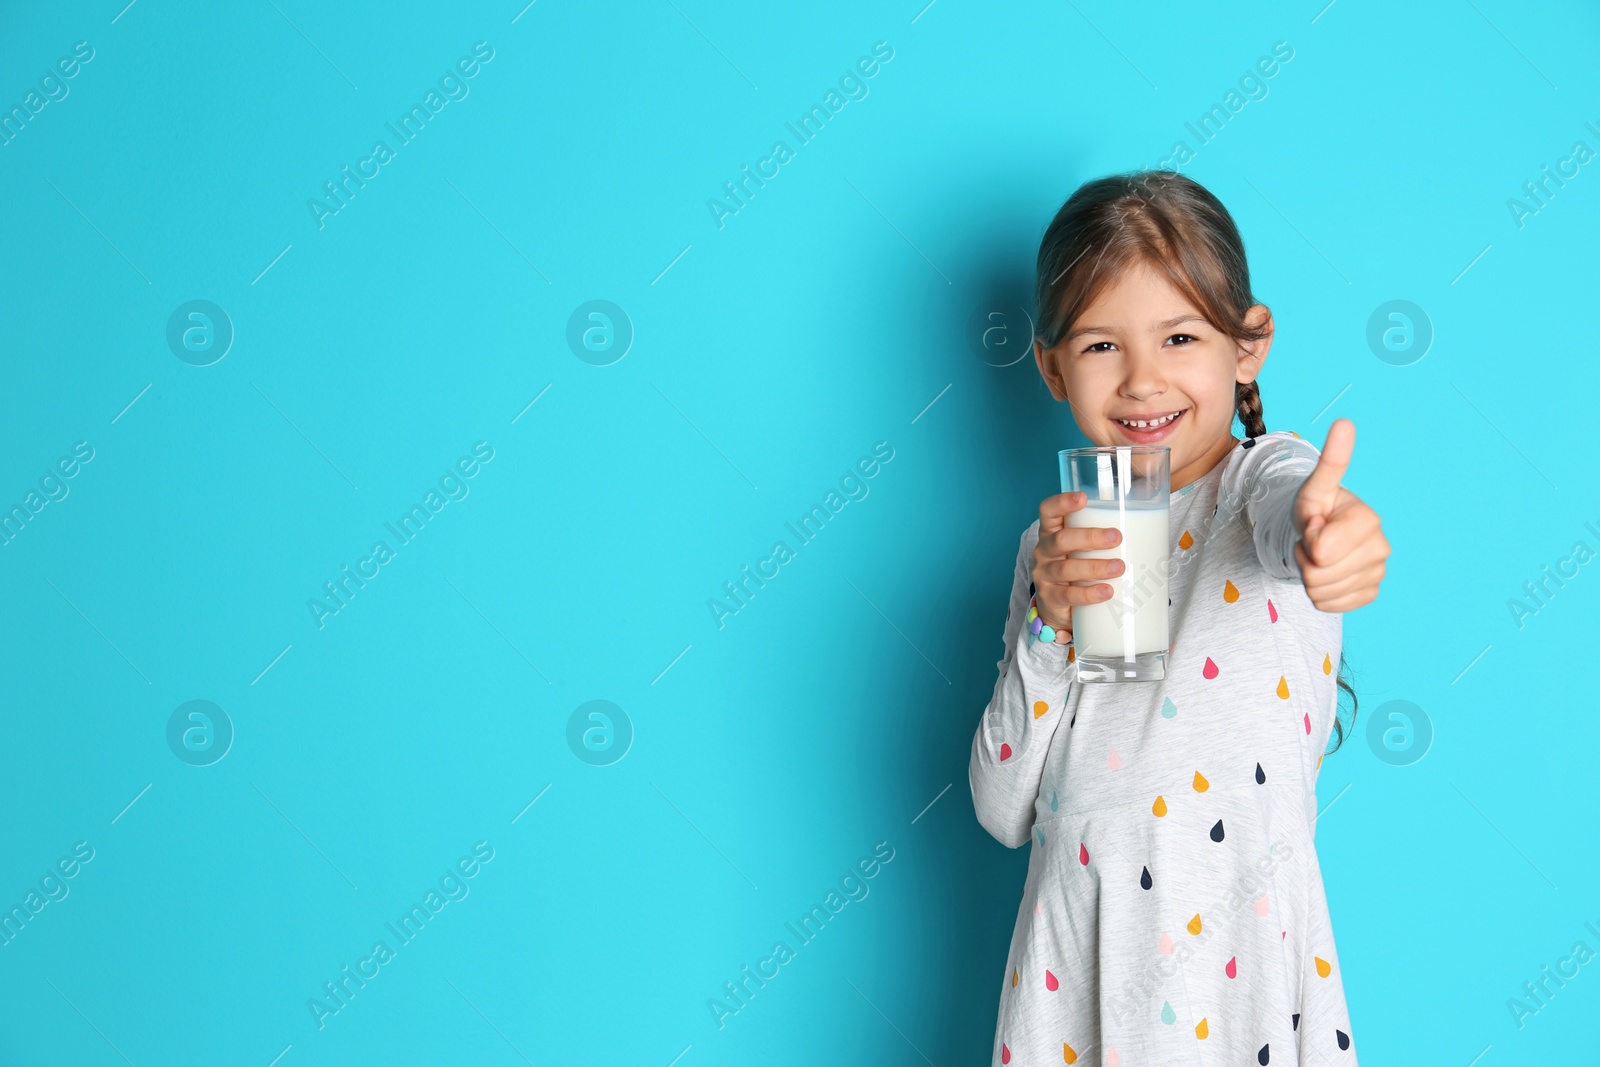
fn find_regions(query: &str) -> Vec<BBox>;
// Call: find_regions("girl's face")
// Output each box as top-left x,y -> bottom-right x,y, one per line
1032,259 -> 1274,493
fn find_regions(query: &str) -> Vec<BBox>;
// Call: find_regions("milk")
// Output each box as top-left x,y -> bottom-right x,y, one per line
1066,501 -> 1170,659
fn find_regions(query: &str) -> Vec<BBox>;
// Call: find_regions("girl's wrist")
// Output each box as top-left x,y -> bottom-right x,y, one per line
1026,592 -> 1072,645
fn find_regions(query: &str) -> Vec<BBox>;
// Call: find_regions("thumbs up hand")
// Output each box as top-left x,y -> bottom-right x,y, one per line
1291,418 -> 1391,613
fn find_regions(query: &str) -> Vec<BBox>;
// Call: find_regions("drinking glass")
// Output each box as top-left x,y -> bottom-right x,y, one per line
1057,445 -> 1171,682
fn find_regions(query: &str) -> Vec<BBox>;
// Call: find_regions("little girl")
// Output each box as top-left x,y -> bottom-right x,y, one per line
969,170 -> 1390,1066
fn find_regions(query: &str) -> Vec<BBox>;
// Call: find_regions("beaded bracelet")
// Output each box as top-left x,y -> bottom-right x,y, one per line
1025,593 -> 1070,645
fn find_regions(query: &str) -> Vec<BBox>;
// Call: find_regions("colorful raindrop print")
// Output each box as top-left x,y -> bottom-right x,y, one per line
1187,913 -> 1203,935
1062,1044 -> 1077,1064
1108,748 -> 1122,770
1210,819 -> 1225,842
1033,700 -> 1049,719
1268,598 -> 1278,622
1223,579 -> 1240,603
1161,696 -> 1178,719
1336,1030 -> 1350,1050
1315,956 -> 1332,978
1203,656 -> 1219,679
1079,843 -> 1090,866
1258,1045 -> 1271,1065
1225,955 -> 1237,978
1196,1018 -> 1209,1040
1276,675 -> 1290,699
1160,1001 -> 1176,1024
1152,795 -> 1168,817
1000,743 -> 1012,761
1193,771 -> 1210,792
1045,969 -> 1059,991
1255,762 -> 1266,784
1179,529 -> 1193,549
1140,866 -> 1152,890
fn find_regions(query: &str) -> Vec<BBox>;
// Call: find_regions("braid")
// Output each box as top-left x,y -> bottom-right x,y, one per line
1235,380 -> 1266,438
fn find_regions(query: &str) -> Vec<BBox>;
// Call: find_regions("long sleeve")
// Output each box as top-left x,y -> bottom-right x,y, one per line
968,521 -> 1075,849
1237,432 -> 1322,581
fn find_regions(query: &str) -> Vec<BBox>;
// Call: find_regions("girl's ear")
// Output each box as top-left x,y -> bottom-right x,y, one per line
1033,338 -> 1070,401
1236,305 -> 1274,383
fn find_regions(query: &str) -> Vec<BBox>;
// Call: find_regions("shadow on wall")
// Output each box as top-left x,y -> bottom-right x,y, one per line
908,179 -> 1096,1065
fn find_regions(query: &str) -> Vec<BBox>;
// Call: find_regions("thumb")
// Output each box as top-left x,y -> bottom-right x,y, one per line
1297,418 -> 1355,524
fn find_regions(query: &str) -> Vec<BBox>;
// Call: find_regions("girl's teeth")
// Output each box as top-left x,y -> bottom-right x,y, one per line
1118,412 -> 1180,429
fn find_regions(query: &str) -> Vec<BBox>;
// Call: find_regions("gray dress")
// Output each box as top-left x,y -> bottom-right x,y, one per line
969,431 -> 1357,1066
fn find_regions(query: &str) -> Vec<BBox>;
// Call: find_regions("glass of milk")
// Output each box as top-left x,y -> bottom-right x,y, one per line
1058,445 -> 1170,682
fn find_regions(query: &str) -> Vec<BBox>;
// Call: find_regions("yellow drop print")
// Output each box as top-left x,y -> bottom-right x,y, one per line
1316,956 -> 1332,978
1187,913 -> 1203,935
1223,579 -> 1239,603
1012,969 -> 1018,987
1276,675 -> 1290,700
1195,1017 -> 1209,1039
1068,645 -> 1076,663
1063,1044 -> 1078,1064
1323,652 -> 1333,675
1193,771 -> 1209,792
1033,701 -> 1050,719
1152,795 -> 1167,817
1317,753 -> 1324,770
1179,529 -> 1193,550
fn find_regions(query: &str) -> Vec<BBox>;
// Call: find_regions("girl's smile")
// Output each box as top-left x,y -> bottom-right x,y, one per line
1112,407 -> 1188,442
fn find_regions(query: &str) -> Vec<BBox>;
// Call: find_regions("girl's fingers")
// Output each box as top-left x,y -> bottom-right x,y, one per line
1312,588 -> 1379,613
1039,491 -> 1087,530
1303,498 -> 1382,568
1294,525 -> 1385,585
1298,551 -> 1384,604
1306,559 -> 1385,602
1037,524 -> 1122,560
1035,555 -> 1125,584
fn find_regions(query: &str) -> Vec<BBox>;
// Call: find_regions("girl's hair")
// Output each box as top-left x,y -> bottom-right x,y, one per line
1033,168 -> 1358,753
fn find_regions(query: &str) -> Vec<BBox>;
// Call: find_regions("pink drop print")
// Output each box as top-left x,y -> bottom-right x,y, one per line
1203,656 -> 1219,679
1079,843 -> 1090,866
1159,932 -> 1174,955
1106,1049 -> 1121,1067
1225,956 -> 1238,979
1000,743 -> 1013,761
1045,969 -> 1059,991
1303,713 -> 1311,735
1268,598 -> 1278,623
1001,1043 -> 1010,1064
1107,748 -> 1122,770
1255,894 -> 1270,916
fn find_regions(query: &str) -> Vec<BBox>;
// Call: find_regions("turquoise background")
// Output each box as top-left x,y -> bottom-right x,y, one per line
1,0 -> 1596,1063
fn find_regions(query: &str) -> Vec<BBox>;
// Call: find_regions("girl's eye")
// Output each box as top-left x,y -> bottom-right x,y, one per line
1084,341 -> 1116,353
1166,333 -> 1198,346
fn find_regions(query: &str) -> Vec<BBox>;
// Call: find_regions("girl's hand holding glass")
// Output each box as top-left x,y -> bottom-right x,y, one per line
1030,490 -> 1125,642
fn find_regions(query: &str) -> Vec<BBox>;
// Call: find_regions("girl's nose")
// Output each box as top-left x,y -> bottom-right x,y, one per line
1120,346 -> 1169,399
